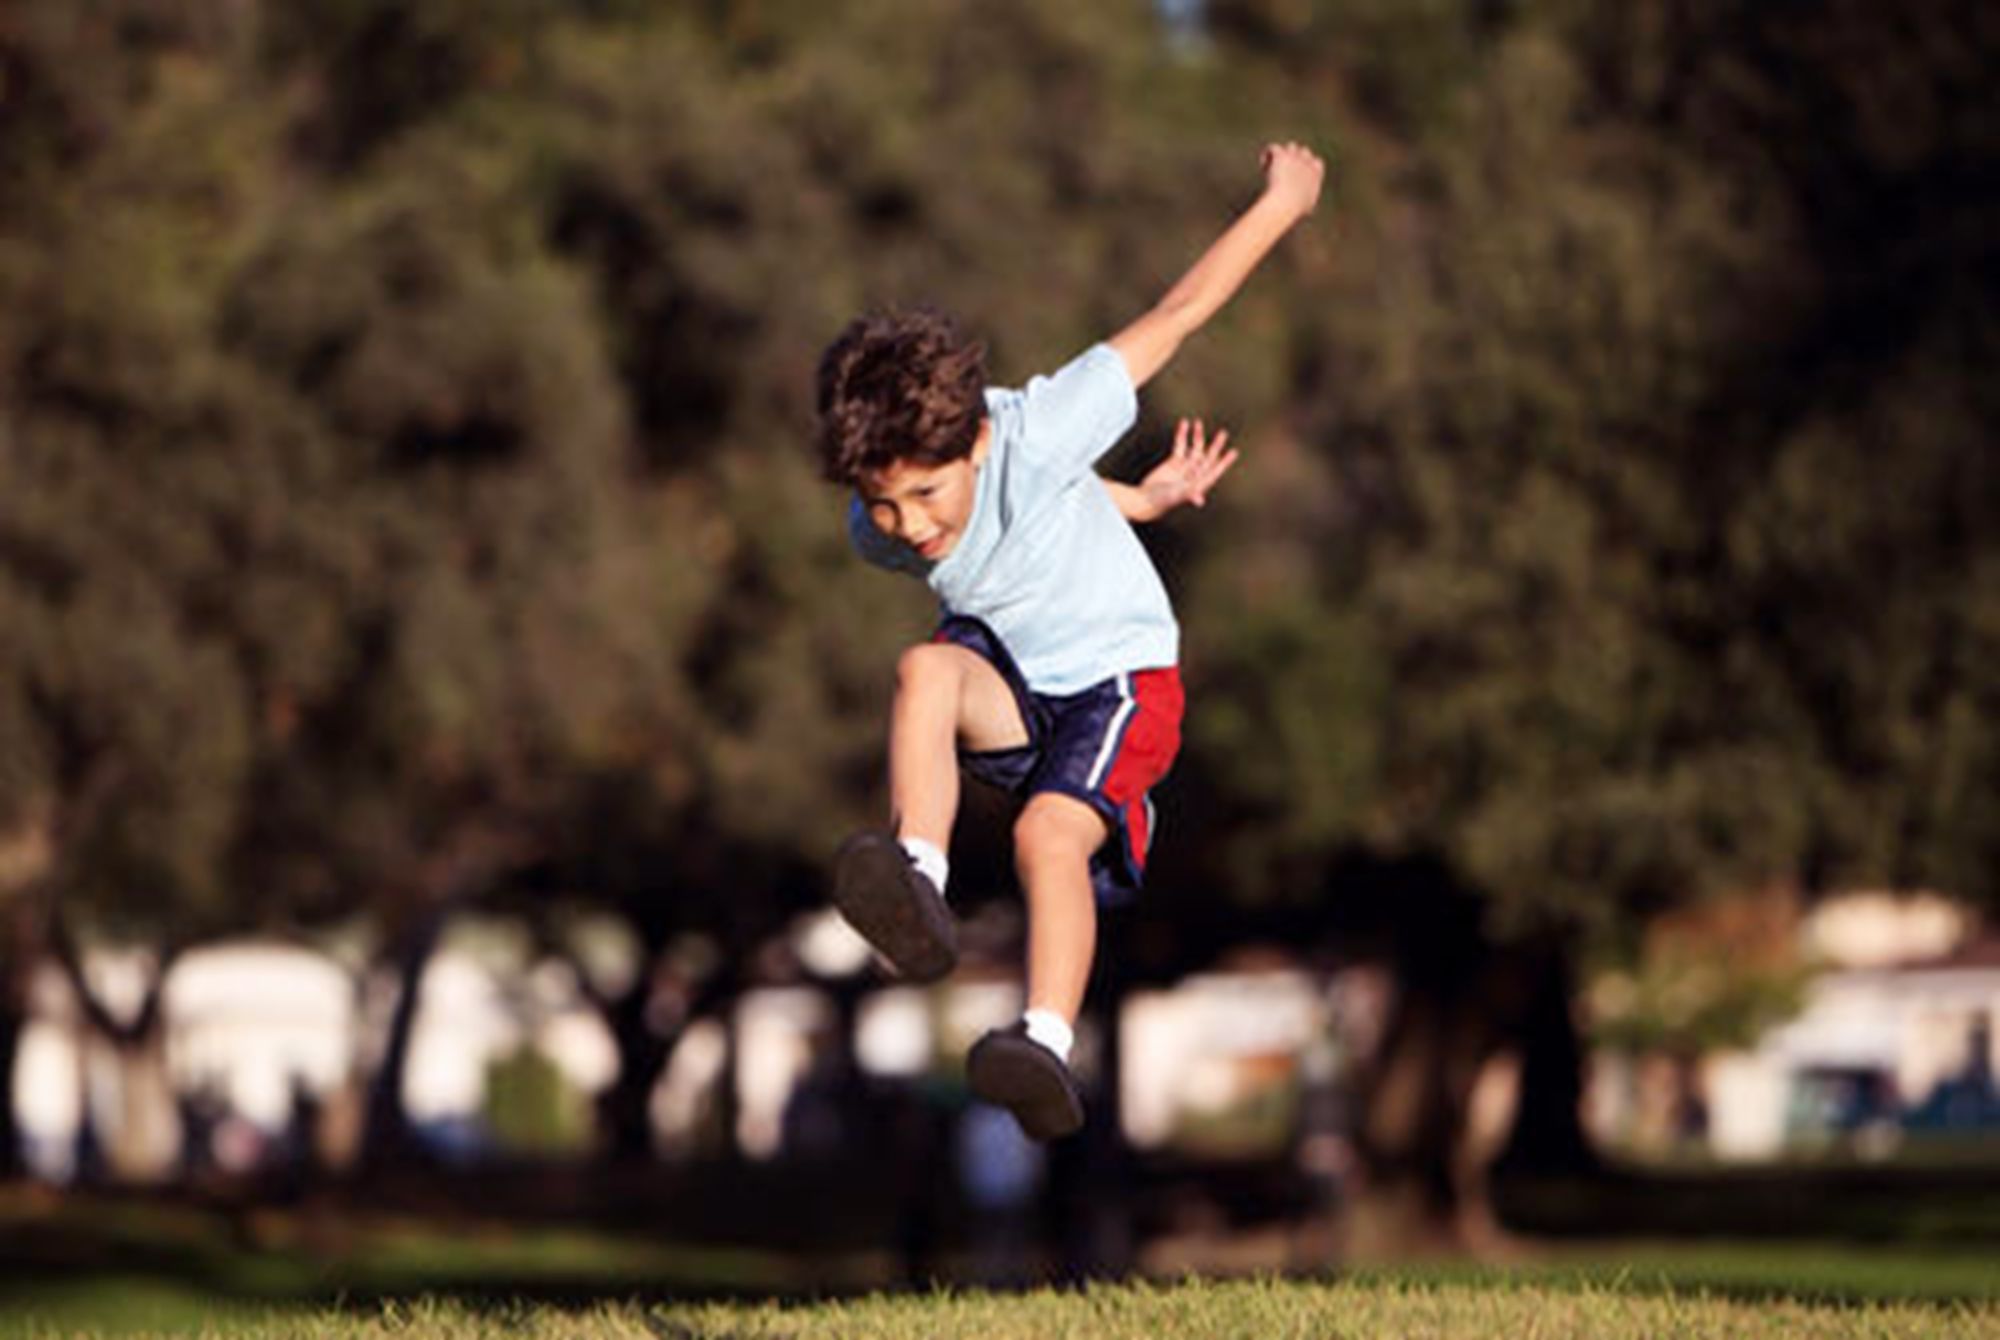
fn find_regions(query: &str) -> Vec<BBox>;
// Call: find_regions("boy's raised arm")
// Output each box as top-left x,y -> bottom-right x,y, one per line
1108,142 -> 1324,391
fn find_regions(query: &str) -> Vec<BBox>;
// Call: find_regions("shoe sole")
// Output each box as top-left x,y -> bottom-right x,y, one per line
831,832 -> 957,983
968,1034 -> 1084,1141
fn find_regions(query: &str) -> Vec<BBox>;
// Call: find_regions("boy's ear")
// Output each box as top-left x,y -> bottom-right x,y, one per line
969,417 -> 994,466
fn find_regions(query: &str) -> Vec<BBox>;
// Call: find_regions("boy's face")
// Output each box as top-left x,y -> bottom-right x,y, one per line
857,420 -> 991,563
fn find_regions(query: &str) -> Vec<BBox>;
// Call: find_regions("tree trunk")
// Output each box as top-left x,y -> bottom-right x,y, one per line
0,1004 -> 22,1180
1345,977 -> 1508,1258
1492,944 -> 1598,1179
357,906 -> 451,1173
1333,864 -> 1540,1260
594,963 -> 740,1165
94,1024 -> 181,1183
50,921 -> 182,1185
353,824 -> 537,1174
596,979 -> 669,1162
0,901 -> 32,1180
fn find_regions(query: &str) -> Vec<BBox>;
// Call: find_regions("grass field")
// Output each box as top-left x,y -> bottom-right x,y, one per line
5,1277 -> 1998,1340
4,1241 -> 1997,1339
4,1180 -> 1998,1338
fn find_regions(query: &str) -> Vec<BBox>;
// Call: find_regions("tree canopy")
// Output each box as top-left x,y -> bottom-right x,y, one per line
0,0 -> 1991,981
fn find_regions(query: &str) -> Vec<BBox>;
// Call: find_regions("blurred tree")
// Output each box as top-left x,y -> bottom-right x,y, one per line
1587,888 -> 1812,1153
0,0 -> 707,1174
1163,0 -> 1997,1250
1,2 -> 293,1178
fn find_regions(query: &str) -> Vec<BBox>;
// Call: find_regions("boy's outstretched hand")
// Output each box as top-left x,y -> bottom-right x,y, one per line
1261,141 -> 1325,220
1133,418 -> 1239,520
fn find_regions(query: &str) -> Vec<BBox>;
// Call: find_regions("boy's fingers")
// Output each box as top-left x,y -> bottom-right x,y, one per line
1173,420 -> 1234,481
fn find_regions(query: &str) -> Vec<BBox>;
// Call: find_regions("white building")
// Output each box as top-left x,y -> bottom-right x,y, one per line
1701,893 -> 1999,1161
11,935 -> 617,1179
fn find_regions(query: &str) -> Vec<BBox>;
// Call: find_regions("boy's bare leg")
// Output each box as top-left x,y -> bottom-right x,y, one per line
888,642 -> 1028,849
836,641 -> 1024,984
966,792 -> 1105,1140
1012,793 -> 1109,1025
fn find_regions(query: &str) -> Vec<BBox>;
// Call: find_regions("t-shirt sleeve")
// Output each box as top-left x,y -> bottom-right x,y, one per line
1016,343 -> 1138,481
847,496 -> 928,576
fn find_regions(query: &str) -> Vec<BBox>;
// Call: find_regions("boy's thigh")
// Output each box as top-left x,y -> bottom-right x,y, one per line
930,617 -> 1039,757
944,644 -> 1032,753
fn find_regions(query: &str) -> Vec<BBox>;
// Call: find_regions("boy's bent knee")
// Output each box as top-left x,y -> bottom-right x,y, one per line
895,641 -> 970,694
1014,794 -> 1107,863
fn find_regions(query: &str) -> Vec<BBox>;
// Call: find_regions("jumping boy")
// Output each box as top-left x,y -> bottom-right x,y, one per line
816,142 -> 1325,1140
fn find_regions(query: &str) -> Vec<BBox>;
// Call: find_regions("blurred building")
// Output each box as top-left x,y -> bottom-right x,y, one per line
11,935 -> 616,1179
18,890 -> 1995,1184
1604,892 -> 2000,1161
1121,959 -> 1332,1157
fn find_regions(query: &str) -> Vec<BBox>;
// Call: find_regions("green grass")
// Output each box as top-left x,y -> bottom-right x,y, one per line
1354,1241 -> 2000,1306
4,1277 -> 1998,1340
2,1239 -> 1996,1339
4,1183 -> 1997,1338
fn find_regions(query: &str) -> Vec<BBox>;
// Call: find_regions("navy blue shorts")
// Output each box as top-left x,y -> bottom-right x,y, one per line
934,616 -> 1183,904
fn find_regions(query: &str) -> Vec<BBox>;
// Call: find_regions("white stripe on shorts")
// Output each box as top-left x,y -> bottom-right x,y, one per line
1085,673 -> 1137,791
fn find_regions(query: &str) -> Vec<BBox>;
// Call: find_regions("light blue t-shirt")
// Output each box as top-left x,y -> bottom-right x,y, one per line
848,344 -> 1180,694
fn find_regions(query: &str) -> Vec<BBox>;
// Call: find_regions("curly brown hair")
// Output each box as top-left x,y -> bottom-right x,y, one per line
815,307 -> 987,485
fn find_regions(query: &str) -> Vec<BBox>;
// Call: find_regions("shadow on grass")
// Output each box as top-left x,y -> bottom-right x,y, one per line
1495,1158 -> 2000,1247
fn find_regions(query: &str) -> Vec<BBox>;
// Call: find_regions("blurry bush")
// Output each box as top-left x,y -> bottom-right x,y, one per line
483,1044 -> 593,1159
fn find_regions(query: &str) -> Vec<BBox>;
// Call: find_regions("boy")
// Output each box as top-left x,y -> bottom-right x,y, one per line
817,142 -> 1325,1140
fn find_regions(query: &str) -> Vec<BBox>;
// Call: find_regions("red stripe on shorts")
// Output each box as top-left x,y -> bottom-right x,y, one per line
1099,667 -> 1183,873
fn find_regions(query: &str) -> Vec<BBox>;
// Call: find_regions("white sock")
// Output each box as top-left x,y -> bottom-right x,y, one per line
898,835 -> 949,898
1021,1008 -> 1074,1064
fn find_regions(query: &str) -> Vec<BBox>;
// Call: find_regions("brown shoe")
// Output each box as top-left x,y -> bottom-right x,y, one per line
831,830 -> 957,983
968,1023 -> 1084,1141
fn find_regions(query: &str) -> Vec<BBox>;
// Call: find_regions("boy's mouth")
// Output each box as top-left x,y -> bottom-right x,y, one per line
914,535 -> 950,560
